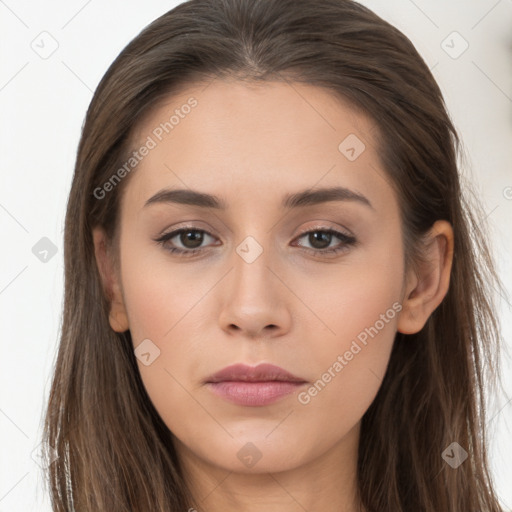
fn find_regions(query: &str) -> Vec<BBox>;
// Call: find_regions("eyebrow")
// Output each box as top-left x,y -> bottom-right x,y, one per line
143,186 -> 374,210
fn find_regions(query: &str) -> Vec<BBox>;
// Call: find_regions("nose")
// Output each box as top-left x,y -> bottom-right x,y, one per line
218,242 -> 292,340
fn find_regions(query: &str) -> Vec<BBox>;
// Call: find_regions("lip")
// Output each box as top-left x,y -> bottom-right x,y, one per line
206,363 -> 306,383
205,363 -> 307,407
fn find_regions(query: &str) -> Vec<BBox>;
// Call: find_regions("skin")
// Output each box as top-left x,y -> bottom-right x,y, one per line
93,79 -> 454,512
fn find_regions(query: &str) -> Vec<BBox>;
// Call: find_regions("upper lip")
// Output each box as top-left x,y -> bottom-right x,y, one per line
205,363 -> 307,383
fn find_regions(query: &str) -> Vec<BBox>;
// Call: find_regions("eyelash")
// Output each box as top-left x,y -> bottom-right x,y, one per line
154,226 -> 357,258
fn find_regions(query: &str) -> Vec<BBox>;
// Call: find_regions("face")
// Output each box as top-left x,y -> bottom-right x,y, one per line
94,79 -> 425,477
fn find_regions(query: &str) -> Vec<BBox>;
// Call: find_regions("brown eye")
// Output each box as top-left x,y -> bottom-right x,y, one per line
293,228 -> 357,256
178,230 -> 204,249
154,228 -> 218,256
307,231 -> 333,250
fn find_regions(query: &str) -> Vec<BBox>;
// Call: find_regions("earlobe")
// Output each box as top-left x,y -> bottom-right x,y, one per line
397,220 -> 454,335
109,307 -> 130,333
92,227 -> 130,332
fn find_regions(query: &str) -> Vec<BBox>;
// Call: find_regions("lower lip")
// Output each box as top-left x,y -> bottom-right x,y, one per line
206,381 -> 306,406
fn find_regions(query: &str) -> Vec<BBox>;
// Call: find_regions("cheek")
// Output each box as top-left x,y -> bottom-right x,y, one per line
288,308 -> 397,419
118,244 -> 214,405
119,254 -> 208,434
120,244 -> 209,342
292,240 -> 403,407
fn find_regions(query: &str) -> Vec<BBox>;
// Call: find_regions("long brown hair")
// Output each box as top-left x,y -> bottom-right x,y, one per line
42,0 -> 507,510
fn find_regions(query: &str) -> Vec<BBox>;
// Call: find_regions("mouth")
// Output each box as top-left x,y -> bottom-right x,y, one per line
205,363 -> 308,407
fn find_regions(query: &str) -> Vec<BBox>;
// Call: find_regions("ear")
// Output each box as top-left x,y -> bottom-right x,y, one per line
397,220 -> 454,334
92,227 -> 129,333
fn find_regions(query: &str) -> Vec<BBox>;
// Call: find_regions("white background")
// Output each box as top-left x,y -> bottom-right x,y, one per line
1,0 -> 511,510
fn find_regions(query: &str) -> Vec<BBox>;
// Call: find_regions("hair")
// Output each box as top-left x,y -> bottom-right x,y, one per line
42,0 -> 507,510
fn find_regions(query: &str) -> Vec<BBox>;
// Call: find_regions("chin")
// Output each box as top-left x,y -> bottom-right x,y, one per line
177,429 -> 311,474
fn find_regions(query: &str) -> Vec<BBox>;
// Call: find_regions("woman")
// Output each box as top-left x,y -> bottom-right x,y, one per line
42,0 -> 507,510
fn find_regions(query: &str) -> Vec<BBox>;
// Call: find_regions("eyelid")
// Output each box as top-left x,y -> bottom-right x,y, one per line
154,223 -> 357,257
154,220 -> 214,239
294,222 -> 354,239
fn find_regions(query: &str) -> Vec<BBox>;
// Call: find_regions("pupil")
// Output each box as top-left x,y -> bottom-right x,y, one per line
310,231 -> 331,249
181,230 -> 203,248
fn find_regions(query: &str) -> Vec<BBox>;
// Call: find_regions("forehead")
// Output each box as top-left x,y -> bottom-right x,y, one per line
122,79 -> 392,213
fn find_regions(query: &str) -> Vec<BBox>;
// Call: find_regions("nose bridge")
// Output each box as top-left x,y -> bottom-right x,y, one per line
217,232 -> 291,336
231,234 -> 277,305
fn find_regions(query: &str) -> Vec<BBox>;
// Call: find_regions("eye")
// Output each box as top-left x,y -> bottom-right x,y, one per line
154,226 -> 357,258
154,227 -> 219,256
292,228 -> 357,256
